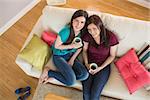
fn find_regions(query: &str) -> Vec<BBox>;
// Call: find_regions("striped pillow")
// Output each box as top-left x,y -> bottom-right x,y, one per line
137,43 -> 150,91
137,43 -> 149,57
147,62 -> 150,71
137,43 -> 150,68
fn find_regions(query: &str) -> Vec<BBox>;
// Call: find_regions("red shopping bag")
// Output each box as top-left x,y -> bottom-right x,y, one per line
41,31 -> 57,46
115,48 -> 150,94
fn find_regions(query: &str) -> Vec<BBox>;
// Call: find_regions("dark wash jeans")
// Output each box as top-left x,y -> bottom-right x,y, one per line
48,53 -> 89,86
82,65 -> 111,100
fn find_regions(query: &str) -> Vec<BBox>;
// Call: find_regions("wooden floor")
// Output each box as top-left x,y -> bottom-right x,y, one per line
0,0 -> 149,100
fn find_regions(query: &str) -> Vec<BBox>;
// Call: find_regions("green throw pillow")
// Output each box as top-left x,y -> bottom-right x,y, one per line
18,34 -> 51,70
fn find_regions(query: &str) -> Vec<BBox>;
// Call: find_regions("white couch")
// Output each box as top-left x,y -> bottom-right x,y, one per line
16,6 -> 150,100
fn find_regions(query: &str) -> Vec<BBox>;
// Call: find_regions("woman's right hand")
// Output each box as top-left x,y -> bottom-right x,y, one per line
85,63 -> 90,70
71,42 -> 83,49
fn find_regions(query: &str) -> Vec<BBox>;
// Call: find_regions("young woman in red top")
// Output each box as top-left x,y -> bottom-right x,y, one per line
82,15 -> 119,100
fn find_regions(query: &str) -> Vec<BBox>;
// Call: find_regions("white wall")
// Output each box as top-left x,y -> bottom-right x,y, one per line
0,0 -> 40,36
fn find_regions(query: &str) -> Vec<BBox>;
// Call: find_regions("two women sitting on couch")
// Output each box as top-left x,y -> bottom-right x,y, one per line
39,10 -> 119,100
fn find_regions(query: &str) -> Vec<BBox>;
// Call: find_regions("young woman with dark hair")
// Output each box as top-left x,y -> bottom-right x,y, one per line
39,10 -> 89,86
82,15 -> 119,100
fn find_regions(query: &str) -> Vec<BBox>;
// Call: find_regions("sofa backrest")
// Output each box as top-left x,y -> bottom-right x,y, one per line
41,6 -> 150,57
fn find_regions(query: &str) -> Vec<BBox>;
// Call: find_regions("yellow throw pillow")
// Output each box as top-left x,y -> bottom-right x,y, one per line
18,34 -> 51,70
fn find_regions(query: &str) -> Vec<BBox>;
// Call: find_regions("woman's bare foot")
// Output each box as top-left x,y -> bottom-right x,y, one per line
43,77 -> 55,84
39,67 -> 50,84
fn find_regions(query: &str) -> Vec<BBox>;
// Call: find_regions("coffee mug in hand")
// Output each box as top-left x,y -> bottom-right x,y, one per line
90,63 -> 98,70
73,37 -> 82,44
72,37 -> 83,49
75,38 -> 81,43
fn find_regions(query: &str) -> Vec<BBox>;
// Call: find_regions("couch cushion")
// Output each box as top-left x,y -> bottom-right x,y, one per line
137,43 -> 150,57
104,62 -> 150,100
137,43 -> 150,91
139,46 -> 150,65
115,48 -> 150,94
18,35 -> 51,70
41,31 -> 57,46
138,43 -> 150,69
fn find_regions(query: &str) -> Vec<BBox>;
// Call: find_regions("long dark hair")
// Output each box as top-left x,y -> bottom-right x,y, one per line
64,10 -> 88,44
86,15 -> 109,47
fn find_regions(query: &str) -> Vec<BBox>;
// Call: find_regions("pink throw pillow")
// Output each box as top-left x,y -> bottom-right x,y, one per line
115,48 -> 150,94
41,31 -> 57,46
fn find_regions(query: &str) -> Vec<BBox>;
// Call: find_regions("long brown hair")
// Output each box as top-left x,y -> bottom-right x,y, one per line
64,10 -> 88,44
86,15 -> 109,47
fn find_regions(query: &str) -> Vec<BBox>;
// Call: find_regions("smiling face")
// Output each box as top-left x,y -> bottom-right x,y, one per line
72,16 -> 86,33
87,23 -> 101,38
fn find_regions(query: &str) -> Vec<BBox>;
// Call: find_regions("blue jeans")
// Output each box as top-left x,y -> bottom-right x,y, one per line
48,53 -> 89,86
82,65 -> 111,100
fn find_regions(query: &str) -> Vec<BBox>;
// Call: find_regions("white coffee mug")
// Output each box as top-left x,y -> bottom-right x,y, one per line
90,63 -> 98,70
73,37 -> 82,44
